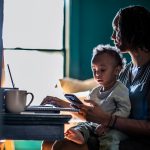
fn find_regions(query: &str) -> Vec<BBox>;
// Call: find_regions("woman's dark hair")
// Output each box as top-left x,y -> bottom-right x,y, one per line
92,44 -> 125,69
114,5 -> 150,52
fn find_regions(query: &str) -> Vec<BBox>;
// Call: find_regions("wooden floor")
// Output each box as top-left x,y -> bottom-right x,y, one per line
0,140 -> 14,150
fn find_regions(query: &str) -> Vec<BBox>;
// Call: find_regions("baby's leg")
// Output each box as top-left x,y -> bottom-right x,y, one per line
65,128 -> 85,144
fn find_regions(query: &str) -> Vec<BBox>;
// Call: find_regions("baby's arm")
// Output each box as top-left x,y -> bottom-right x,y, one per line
112,83 -> 131,118
65,128 -> 85,144
113,94 -> 131,118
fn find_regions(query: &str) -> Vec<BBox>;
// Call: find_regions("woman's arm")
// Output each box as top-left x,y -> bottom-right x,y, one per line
41,96 -> 71,108
114,117 -> 150,136
80,100 -> 150,136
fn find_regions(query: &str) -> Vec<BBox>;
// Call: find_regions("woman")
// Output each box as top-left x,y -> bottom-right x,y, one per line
42,5 -> 150,150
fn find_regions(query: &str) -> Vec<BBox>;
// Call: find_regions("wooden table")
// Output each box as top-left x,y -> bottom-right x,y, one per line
0,113 -> 72,141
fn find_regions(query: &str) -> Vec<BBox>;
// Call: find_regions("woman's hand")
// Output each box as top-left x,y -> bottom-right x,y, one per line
41,96 -> 71,108
79,100 -> 110,125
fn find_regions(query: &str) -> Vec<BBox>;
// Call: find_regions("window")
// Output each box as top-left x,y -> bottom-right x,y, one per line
3,0 -> 65,105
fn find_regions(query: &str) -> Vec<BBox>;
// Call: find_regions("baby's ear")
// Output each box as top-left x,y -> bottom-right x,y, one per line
115,66 -> 122,75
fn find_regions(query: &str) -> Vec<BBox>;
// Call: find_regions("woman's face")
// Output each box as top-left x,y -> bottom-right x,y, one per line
111,15 -> 128,53
111,16 -> 122,48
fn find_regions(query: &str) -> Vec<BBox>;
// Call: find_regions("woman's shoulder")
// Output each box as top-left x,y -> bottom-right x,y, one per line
122,62 -> 132,72
119,62 -> 132,84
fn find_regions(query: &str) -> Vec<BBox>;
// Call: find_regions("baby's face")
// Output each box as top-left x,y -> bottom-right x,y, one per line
92,53 -> 119,91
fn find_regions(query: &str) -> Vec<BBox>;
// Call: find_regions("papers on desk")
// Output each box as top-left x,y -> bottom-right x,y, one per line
25,105 -> 79,114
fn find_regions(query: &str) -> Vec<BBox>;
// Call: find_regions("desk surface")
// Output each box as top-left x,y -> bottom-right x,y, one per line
0,113 -> 72,140
2,113 -> 72,125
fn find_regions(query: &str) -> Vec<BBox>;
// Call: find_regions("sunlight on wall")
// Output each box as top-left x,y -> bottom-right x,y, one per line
4,50 -> 64,105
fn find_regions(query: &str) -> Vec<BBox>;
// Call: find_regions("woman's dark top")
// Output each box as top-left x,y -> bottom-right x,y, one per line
119,61 -> 150,120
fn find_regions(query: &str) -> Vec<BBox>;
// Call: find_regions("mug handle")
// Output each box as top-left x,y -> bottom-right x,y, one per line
26,92 -> 34,107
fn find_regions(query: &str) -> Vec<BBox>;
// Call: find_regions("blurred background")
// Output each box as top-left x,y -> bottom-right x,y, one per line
1,0 -> 150,149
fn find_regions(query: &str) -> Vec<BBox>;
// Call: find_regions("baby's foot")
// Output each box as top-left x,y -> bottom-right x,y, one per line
65,128 -> 85,144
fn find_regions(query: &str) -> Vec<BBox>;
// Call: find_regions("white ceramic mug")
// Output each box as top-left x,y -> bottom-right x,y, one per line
5,89 -> 34,113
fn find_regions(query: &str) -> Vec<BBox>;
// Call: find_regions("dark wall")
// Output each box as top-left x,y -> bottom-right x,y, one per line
69,0 -> 150,80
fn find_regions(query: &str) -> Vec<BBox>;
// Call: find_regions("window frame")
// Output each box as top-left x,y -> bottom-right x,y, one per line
3,0 -> 67,77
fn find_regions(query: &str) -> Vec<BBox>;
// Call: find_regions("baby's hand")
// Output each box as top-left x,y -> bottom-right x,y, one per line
65,128 -> 85,144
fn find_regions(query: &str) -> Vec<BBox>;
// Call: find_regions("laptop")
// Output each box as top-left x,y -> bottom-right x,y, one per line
25,104 -> 79,114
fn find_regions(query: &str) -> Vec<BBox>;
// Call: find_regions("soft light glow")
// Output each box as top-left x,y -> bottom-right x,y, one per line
3,0 -> 64,49
4,50 -> 64,105
3,0 -> 65,105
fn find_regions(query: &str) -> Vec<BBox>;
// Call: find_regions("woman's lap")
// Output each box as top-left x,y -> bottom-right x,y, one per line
42,137 -> 150,150
42,139 -> 88,150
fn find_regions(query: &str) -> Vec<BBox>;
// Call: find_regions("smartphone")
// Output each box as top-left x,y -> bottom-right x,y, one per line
64,94 -> 83,106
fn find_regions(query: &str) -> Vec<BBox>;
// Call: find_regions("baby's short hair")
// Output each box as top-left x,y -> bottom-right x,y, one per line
92,44 -> 125,69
